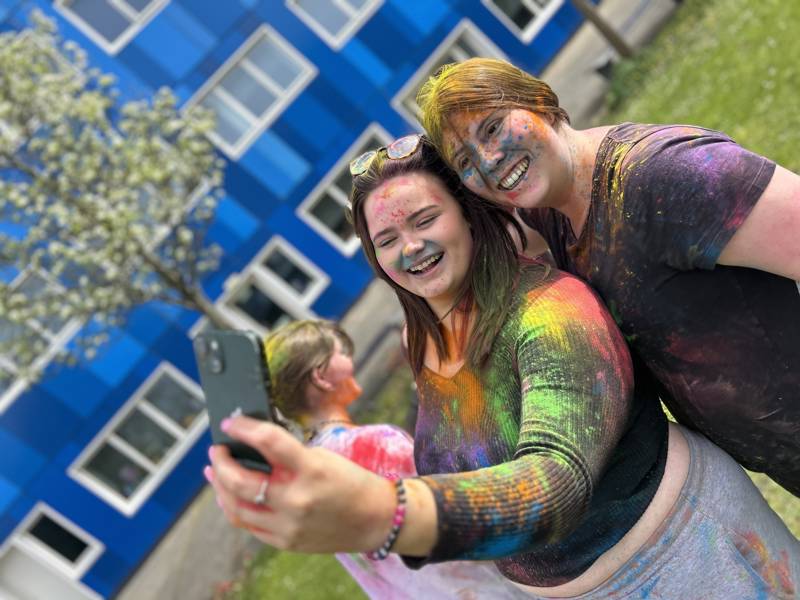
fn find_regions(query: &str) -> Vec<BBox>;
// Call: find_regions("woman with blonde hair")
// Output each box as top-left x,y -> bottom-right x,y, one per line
417,57 -> 800,497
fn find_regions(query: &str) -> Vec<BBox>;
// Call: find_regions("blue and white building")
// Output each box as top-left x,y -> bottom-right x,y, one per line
0,1 -> 590,597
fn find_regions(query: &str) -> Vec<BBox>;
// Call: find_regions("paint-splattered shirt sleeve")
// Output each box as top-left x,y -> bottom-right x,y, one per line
620,126 -> 775,270
415,274 -> 632,563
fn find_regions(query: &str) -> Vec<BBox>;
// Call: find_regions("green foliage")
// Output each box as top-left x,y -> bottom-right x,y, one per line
607,0 -> 799,538
0,12 -> 230,384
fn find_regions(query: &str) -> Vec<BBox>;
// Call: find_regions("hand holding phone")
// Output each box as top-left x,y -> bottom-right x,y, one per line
194,329 -> 274,474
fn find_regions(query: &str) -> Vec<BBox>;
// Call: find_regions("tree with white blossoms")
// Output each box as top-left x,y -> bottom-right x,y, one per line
0,12 -> 234,388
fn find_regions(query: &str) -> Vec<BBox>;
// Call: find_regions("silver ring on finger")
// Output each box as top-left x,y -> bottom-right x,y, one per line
253,478 -> 269,506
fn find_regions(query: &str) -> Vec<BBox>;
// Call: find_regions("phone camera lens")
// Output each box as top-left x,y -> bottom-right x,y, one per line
209,356 -> 223,374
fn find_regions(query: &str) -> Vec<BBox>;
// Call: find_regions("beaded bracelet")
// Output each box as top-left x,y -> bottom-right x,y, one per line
367,478 -> 407,560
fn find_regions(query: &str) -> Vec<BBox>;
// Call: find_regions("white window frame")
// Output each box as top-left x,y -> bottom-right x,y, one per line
0,271 -> 83,414
482,0 -> 565,43
254,236 -> 330,304
186,25 -> 317,159
69,363 -> 207,516
391,19 -> 508,128
54,0 -> 170,56
216,236 -> 328,334
286,0 -> 383,50
297,123 -> 392,256
0,503 -> 104,580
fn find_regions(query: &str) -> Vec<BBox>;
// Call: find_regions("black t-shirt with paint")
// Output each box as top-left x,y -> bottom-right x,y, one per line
520,123 -> 800,496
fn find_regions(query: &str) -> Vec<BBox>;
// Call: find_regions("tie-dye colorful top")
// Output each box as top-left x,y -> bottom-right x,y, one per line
309,424 -> 529,599
410,265 -> 668,587
519,123 -> 800,497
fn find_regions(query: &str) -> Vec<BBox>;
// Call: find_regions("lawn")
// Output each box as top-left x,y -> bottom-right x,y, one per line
226,1 -> 798,596
603,0 -> 800,173
603,0 -> 799,538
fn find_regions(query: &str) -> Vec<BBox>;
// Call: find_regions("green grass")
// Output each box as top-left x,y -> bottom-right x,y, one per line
220,547 -> 366,600
228,3 -> 799,595
605,0 -> 799,538
604,0 -> 800,172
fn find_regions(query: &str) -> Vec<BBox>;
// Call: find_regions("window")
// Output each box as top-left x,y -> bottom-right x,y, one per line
298,124 -> 391,255
0,505 -> 103,599
286,0 -> 382,49
483,0 -> 564,43
0,271 -> 82,413
8,505 -> 103,579
217,237 -> 328,333
392,20 -> 508,127
70,364 -> 206,515
190,25 -> 316,158
54,0 -> 170,55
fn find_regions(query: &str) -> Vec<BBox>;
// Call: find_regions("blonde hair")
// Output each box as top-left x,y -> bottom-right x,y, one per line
263,320 -> 354,419
417,58 -> 569,160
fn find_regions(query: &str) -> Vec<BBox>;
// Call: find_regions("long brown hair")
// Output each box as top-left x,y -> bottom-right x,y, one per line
348,137 -> 523,374
417,57 -> 570,160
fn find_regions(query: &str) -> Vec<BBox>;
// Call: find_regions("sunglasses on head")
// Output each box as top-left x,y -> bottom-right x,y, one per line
348,134 -> 424,177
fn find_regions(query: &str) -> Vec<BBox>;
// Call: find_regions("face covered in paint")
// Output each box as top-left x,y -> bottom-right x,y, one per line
443,108 -> 571,210
363,172 -> 473,317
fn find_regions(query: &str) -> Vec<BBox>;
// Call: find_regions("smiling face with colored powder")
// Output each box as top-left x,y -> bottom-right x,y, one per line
443,108 -> 573,210
363,172 -> 473,318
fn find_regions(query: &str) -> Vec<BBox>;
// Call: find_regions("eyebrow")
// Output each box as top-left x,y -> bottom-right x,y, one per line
371,205 -> 438,242
450,109 -> 501,166
476,109 -> 501,139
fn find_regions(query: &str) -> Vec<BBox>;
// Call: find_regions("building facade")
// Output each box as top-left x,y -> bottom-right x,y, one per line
0,0 -> 588,597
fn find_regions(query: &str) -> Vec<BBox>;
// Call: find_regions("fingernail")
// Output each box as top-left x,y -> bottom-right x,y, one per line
203,465 -> 213,483
220,418 -> 232,433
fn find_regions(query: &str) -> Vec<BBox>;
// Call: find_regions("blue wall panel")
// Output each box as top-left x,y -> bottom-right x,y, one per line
177,0 -> 245,37
340,38 -> 392,87
86,331 -> 147,388
0,476 -> 20,514
387,0 -> 451,37
0,429 -> 46,486
133,3 -> 214,80
280,93 -> 344,154
0,387 -> 81,458
39,366 -> 112,419
238,130 -> 310,199
214,195 -> 260,241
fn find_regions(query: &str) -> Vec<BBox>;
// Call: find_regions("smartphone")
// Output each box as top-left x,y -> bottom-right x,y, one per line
193,329 -> 273,473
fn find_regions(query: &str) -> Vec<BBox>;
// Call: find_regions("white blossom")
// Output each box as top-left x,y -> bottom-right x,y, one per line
0,17 -> 233,386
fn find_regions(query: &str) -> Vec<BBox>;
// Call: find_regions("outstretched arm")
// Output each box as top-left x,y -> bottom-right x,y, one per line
207,418 -> 439,556
416,275 -> 631,562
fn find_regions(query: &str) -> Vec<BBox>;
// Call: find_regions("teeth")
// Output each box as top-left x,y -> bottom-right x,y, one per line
500,158 -> 530,190
409,254 -> 441,273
